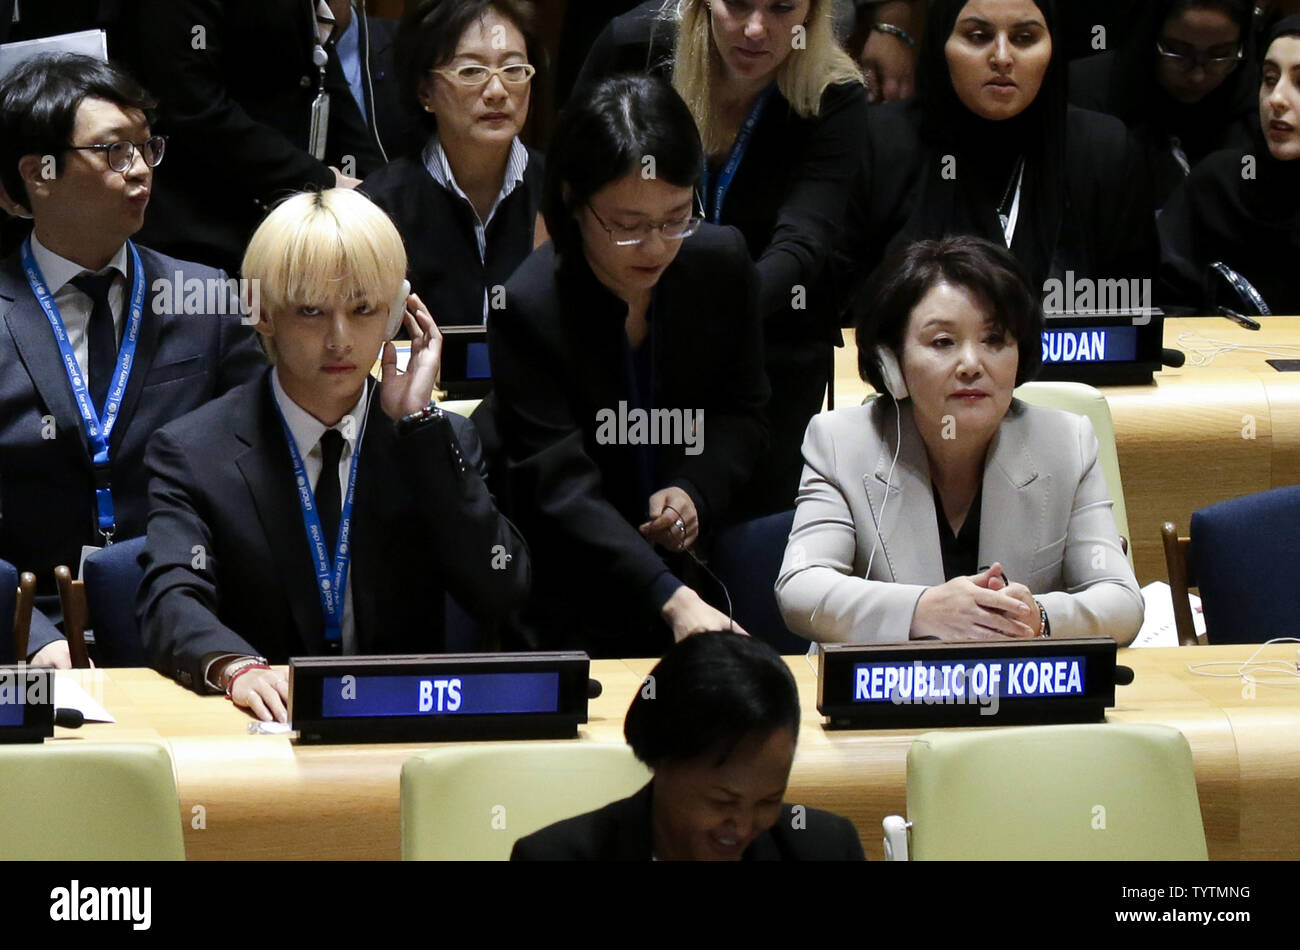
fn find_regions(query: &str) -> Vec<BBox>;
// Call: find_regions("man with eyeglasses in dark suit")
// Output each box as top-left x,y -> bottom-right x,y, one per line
0,54 -> 265,667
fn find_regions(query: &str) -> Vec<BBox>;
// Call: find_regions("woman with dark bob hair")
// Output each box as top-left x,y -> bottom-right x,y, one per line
511,632 -> 864,860
362,0 -> 547,326
487,74 -> 769,657
776,235 -> 1143,645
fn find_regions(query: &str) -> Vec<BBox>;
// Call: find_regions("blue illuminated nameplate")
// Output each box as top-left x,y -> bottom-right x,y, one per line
0,666 -> 55,743
0,700 -> 22,727
320,672 -> 560,718
1041,326 -> 1137,364
817,639 -> 1118,729
289,652 -> 590,744
852,658 -> 1086,703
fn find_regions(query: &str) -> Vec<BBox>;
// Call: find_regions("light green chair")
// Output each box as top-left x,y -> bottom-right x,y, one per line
882,724 -> 1208,860
1014,381 -> 1132,564
401,742 -> 652,860
0,742 -> 186,860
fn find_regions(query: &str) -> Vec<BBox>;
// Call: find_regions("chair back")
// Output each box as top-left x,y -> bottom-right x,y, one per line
1160,522 -> 1199,645
1014,382 -> 1131,559
1188,485 -> 1300,643
0,558 -> 16,662
709,510 -> 810,655
0,742 -> 185,859
83,537 -> 149,666
401,742 -> 651,860
905,724 -> 1207,860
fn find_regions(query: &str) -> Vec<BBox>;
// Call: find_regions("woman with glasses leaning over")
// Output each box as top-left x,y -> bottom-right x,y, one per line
488,74 -> 770,657
576,0 -> 867,518
1070,0 -> 1259,213
362,0 -> 547,327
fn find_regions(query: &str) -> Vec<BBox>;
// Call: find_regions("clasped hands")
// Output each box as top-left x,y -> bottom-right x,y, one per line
910,562 -> 1044,641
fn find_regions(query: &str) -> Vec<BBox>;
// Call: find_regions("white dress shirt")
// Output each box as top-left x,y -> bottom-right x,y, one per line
202,370 -> 372,690
28,233 -> 128,382
422,133 -> 529,322
271,367 -> 371,655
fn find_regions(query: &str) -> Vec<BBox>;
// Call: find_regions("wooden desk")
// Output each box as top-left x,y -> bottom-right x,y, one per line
833,318 -> 1300,584
53,645 -> 1300,860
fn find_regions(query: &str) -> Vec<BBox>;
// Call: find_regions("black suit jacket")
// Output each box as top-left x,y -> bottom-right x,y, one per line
362,149 -> 544,327
488,227 -> 769,652
358,13 -> 424,161
0,244 -> 266,654
846,101 -> 1158,299
137,370 -> 530,692
510,781 -> 866,861
119,0 -> 385,273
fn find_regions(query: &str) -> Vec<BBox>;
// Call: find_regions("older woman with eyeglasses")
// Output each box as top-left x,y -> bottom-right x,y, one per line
362,0 -> 547,327
488,74 -> 770,658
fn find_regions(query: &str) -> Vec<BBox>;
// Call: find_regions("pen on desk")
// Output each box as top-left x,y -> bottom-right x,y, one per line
1217,306 -> 1261,331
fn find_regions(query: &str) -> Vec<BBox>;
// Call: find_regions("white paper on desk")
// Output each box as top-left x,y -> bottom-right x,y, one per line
0,30 -> 107,81
1132,581 -> 1206,648
53,671 -> 116,724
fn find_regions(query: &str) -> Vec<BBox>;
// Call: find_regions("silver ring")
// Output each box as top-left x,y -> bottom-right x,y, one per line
674,518 -> 685,532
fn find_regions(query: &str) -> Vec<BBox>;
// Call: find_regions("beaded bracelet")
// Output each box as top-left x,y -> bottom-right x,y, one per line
225,662 -> 271,699
1035,599 -> 1051,638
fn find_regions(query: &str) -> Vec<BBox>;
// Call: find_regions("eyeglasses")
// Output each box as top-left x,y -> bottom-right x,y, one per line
431,63 -> 536,87
67,136 -> 166,173
1156,41 -> 1243,75
585,202 -> 704,247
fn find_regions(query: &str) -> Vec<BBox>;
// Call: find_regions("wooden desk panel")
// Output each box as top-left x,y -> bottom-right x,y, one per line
832,319 -> 1300,584
51,645 -> 1300,861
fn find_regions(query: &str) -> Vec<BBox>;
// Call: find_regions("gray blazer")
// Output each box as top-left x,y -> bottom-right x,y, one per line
775,399 -> 1143,645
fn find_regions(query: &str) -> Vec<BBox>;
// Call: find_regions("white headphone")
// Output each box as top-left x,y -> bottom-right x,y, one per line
865,346 -> 906,581
876,345 -> 909,400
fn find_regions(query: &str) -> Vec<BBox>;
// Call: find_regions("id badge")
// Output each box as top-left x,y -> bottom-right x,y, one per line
78,544 -> 102,579
309,91 -> 330,161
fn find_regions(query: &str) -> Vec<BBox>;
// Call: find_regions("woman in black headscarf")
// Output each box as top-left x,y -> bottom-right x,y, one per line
849,0 -> 1158,306
1158,15 -> 1300,314
1071,0 -> 1259,213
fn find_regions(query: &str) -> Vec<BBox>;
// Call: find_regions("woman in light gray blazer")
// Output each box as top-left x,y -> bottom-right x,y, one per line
776,236 -> 1143,645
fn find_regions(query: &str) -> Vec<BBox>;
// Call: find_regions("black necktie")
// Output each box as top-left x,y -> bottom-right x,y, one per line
70,272 -> 118,416
316,428 -> 345,562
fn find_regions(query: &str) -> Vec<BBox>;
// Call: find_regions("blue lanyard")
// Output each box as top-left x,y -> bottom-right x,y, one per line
272,392 -> 367,646
701,84 -> 775,224
21,237 -> 145,543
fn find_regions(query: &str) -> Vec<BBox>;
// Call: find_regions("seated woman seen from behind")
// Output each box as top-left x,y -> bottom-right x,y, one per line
511,631 -> 865,861
776,235 -> 1143,646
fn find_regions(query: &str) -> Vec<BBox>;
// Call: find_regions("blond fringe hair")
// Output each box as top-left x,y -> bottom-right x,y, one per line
241,188 -> 408,362
667,0 -> 862,156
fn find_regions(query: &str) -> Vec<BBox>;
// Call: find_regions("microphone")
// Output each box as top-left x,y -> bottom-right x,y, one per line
586,679 -> 603,700
1161,348 -> 1186,368
1206,261 -> 1271,317
54,708 -> 85,728
1114,666 -> 1135,686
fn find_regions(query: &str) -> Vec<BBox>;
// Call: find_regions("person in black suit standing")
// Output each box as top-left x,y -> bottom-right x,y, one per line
512,631 -> 865,861
0,54 -> 266,668
138,188 -> 530,722
118,0 -> 385,274
328,0 -> 424,161
576,0 -> 868,518
488,74 -> 770,657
